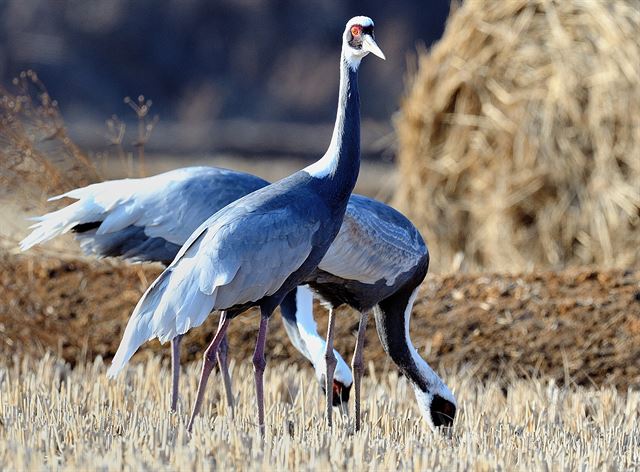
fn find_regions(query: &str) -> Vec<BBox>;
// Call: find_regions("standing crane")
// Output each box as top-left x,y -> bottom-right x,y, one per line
105,16 -> 385,434
22,17 -> 456,432
20,167 -> 354,414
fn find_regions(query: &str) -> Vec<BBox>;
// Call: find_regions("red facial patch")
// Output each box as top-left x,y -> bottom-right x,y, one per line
333,380 -> 343,397
350,25 -> 362,37
441,401 -> 455,418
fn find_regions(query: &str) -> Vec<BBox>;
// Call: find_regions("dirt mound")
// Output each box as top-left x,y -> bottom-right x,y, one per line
395,0 -> 640,272
1,251 -> 638,389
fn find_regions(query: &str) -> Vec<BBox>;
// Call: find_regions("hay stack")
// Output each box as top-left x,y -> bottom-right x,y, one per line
395,0 -> 640,272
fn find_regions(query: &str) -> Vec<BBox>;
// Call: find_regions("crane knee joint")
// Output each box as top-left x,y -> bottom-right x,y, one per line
324,352 -> 337,368
351,360 -> 365,375
253,355 -> 266,373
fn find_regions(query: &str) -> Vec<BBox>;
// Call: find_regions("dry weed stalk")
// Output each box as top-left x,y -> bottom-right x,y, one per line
105,114 -> 129,174
0,70 -> 99,202
124,94 -> 159,177
395,0 -> 640,272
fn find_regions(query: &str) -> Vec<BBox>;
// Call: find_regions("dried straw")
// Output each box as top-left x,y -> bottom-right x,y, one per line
0,354 -> 638,470
395,0 -> 640,272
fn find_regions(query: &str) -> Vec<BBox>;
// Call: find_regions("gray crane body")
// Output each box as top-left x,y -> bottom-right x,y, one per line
103,37 -> 363,376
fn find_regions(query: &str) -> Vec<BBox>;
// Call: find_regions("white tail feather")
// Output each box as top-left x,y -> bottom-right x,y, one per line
20,180 -> 142,252
19,199 -> 103,251
107,271 -> 173,378
107,261 -> 217,378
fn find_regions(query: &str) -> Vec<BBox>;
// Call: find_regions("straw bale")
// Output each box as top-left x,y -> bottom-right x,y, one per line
395,0 -> 640,271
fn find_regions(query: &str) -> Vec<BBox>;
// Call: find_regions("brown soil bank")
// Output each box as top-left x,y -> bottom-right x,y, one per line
1,252 -> 639,389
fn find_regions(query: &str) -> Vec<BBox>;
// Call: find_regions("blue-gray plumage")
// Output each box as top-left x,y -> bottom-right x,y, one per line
19,166 -> 274,415
21,166 -> 353,414
108,16 -> 384,433
304,194 -> 456,429
22,168 -> 456,430
74,167 -> 268,265
22,17 -> 456,432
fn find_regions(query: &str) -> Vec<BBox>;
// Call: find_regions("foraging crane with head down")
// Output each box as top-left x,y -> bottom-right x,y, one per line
105,16 -> 384,434
305,194 -> 456,430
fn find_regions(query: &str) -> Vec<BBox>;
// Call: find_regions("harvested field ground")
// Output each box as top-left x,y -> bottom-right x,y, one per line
1,251 -> 639,391
0,355 -> 639,470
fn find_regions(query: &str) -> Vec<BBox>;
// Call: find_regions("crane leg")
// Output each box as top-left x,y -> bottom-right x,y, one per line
324,307 -> 338,429
351,310 -> 369,431
170,334 -> 183,412
253,312 -> 270,437
187,312 -> 230,432
217,330 -> 235,418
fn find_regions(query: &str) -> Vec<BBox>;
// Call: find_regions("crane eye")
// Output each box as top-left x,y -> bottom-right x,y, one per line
351,26 -> 361,37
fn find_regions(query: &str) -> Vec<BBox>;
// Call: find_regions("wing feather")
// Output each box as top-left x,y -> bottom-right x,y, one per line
20,167 -> 269,256
108,202 -> 321,377
318,196 -> 426,286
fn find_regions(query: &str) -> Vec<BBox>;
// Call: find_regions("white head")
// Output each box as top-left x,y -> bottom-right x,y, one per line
342,16 -> 386,69
412,368 -> 457,431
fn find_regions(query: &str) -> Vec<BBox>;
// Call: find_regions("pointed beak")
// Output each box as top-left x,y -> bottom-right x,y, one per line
362,34 -> 386,60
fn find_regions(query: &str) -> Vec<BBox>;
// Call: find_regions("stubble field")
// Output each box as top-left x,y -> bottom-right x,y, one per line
0,249 -> 639,470
1,67 -> 639,468
1,354 -> 639,470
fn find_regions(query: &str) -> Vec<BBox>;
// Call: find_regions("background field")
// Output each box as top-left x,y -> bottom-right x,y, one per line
2,253 -> 639,391
1,0 -> 640,470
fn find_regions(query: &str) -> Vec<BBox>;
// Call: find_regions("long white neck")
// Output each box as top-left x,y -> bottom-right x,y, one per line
289,287 -> 353,385
374,286 -> 455,401
294,286 -> 326,365
304,47 -> 361,184
402,289 -> 444,390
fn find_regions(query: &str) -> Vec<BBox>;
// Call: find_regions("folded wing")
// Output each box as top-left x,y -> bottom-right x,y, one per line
19,167 -> 268,257
318,195 -> 426,286
107,204 -> 320,377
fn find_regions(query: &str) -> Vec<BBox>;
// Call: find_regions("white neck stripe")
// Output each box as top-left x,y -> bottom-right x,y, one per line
295,286 -> 352,385
304,52 -> 356,179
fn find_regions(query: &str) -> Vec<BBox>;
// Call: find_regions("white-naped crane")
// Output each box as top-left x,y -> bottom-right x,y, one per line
22,166 -> 457,431
105,16 -> 384,434
22,18 -> 457,432
21,166 -> 354,414
307,194 -> 456,430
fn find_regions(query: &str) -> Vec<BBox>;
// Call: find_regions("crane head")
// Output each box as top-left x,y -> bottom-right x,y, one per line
413,381 -> 457,431
343,16 -> 386,68
320,378 -> 352,410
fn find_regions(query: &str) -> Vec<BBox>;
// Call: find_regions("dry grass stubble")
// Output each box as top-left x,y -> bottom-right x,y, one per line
1,355 -> 638,470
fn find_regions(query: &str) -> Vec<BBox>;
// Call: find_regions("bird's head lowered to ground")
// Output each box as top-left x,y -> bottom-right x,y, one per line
320,377 -> 352,410
315,356 -> 353,411
343,16 -> 386,67
413,380 -> 457,431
